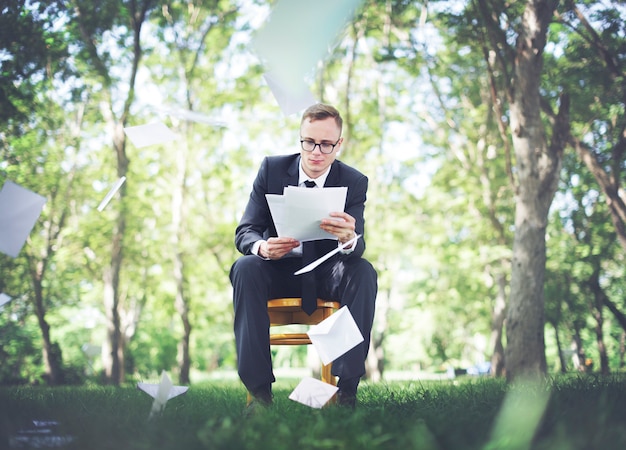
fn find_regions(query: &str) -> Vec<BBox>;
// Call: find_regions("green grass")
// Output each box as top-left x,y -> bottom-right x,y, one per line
1,375 -> 626,449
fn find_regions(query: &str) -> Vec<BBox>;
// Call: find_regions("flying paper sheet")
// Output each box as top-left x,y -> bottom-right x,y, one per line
81,343 -> 101,358
0,180 -> 47,258
295,234 -> 360,275
307,306 -> 364,365
263,71 -> 317,116
123,122 -> 177,148
137,371 -> 188,419
137,382 -> 189,401
97,176 -> 126,212
289,377 -> 338,409
156,107 -> 228,126
266,186 -> 347,242
252,0 -> 363,95
0,293 -> 12,307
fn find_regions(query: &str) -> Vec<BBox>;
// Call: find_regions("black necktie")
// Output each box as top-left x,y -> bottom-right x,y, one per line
302,180 -> 317,315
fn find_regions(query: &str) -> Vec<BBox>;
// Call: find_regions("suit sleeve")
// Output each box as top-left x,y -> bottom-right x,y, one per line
342,174 -> 368,259
235,157 -> 273,255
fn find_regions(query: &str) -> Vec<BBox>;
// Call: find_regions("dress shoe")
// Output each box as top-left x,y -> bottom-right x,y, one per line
244,385 -> 273,416
250,387 -> 273,406
336,390 -> 357,409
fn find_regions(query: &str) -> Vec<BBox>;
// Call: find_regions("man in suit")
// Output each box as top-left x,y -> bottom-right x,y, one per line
230,103 -> 377,408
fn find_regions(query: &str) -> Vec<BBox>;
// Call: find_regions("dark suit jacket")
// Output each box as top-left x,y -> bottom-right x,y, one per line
235,153 -> 368,261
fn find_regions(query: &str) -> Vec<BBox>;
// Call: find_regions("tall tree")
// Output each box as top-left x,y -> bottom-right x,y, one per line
150,0 -> 240,384
0,1 -> 83,385
436,0 -> 566,379
496,0 -> 565,380
68,0 -> 157,384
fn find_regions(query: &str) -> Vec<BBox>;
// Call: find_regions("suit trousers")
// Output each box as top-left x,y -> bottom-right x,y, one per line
230,254 -> 378,392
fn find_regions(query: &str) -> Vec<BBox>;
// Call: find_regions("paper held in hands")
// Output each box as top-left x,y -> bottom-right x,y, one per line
294,234 -> 361,276
266,186 -> 347,242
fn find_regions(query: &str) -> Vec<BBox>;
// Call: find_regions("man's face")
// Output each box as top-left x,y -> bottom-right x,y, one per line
299,117 -> 343,179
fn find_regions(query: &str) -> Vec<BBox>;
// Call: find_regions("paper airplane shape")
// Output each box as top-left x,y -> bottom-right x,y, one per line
0,293 -> 12,308
289,377 -> 338,408
307,306 -> 364,365
0,180 -> 47,258
97,176 -> 126,212
137,371 -> 188,419
123,122 -> 177,148
263,71 -> 317,116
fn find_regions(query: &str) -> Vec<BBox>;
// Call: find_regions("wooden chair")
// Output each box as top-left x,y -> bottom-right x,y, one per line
246,297 -> 341,404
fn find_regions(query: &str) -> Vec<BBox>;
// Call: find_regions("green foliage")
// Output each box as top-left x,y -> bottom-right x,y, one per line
2,0 -> 626,387
0,0 -> 70,124
0,304 -> 42,385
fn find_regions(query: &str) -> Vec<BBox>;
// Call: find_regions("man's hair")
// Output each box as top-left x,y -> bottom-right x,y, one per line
301,103 -> 343,133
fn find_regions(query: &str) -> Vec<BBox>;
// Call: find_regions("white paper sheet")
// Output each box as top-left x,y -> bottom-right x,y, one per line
157,107 -> 228,126
307,306 -> 364,365
137,382 -> 189,401
266,186 -> 347,242
263,71 -> 317,116
289,377 -> 338,409
123,122 -> 177,148
81,343 -> 101,358
252,0 -> 363,96
0,181 -> 47,258
294,234 -> 360,275
0,292 -> 12,308
137,371 -> 188,419
97,177 -> 126,212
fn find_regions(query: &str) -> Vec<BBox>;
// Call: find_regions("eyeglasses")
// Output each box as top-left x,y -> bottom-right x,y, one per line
300,138 -> 341,154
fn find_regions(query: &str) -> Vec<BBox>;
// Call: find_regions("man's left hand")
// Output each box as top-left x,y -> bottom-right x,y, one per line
321,212 -> 356,246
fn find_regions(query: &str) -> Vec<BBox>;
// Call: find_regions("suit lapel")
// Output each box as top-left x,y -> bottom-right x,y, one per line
282,155 -> 300,189
323,160 -> 341,187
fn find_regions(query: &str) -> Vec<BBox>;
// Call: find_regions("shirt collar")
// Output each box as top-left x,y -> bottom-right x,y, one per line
298,159 -> 330,188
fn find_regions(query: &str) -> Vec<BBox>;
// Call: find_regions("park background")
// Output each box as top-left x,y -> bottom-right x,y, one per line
1,0 -> 625,389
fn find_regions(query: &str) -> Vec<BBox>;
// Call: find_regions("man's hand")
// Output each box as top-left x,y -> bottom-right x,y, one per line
321,212 -> 356,247
259,237 -> 300,260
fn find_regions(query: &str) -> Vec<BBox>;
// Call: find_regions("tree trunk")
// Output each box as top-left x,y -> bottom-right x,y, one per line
32,276 -> 62,385
552,322 -> 567,373
101,121 -> 130,385
26,247 -> 64,385
175,265 -> 192,384
619,331 -> 626,370
504,0 -> 563,381
103,262 -> 124,384
489,273 -> 507,377
172,116 -> 191,384
85,0 -> 150,384
587,271 -> 610,375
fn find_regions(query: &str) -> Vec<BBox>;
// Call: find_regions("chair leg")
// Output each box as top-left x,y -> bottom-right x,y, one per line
321,362 -> 335,385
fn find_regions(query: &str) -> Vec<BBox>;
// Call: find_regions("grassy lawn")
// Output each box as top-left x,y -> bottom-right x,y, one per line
1,375 -> 625,449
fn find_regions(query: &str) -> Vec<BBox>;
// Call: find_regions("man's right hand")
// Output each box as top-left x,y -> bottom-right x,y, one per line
259,237 -> 300,260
